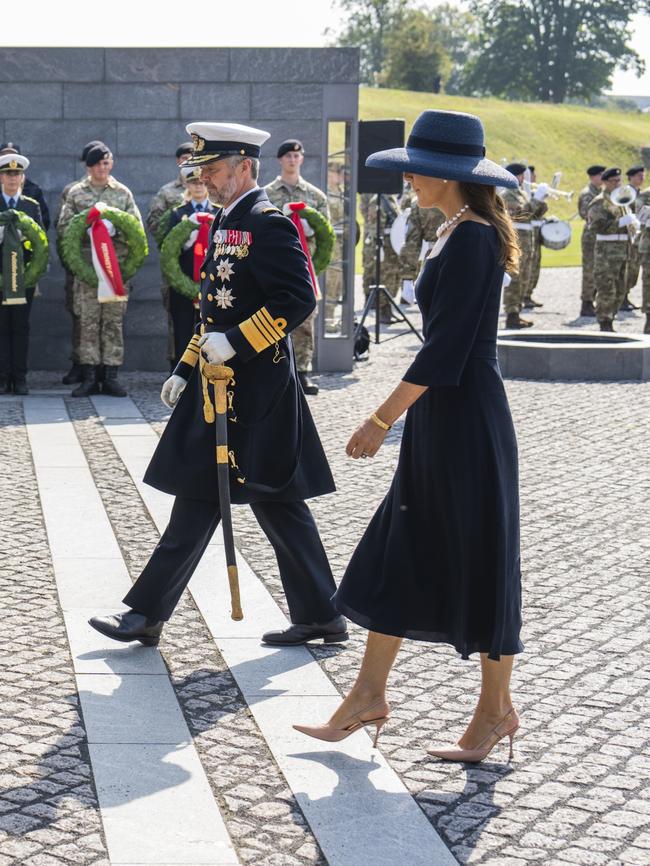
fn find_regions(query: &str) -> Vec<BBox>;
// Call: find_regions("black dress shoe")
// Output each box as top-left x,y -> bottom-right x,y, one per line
262,616 -> 348,646
298,372 -> 319,396
88,610 -> 164,647
12,377 -> 28,396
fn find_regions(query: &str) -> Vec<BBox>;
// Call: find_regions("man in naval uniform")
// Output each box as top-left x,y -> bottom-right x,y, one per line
89,123 -> 347,649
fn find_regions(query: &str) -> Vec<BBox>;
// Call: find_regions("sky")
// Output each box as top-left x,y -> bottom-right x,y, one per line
12,0 -> 650,97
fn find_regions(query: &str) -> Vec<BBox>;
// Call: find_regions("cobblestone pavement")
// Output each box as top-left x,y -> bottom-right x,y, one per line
3,267 -> 650,865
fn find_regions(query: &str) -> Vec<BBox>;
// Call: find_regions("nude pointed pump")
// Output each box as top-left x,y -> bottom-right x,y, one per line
427,708 -> 520,764
293,699 -> 390,748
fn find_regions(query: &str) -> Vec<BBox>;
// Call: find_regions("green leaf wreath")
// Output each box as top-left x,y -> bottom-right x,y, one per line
153,206 -> 176,248
0,210 -> 49,290
60,206 -> 148,287
292,205 -> 335,274
160,217 -> 203,300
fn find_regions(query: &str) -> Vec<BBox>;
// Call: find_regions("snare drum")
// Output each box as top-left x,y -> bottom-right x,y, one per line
540,219 -> 572,250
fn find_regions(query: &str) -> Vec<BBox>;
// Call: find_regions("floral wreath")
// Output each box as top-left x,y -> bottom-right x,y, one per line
0,210 -> 49,290
60,206 -> 147,286
160,216 -> 211,300
283,203 -> 335,274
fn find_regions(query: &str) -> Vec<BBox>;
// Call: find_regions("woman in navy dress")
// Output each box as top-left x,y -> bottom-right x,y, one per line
295,110 -> 525,763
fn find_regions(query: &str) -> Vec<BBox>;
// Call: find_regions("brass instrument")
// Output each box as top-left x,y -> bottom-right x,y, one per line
610,184 -> 638,241
530,182 -> 574,201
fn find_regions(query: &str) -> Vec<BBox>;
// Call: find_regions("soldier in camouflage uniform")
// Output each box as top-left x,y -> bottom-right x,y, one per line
146,142 -> 193,369
57,140 -> 105,384
502,163 -> 549,328
577,165 -> 605,317
622,165 -> 646,310
634,181 -> 650,334
57,144 -> 142,396
399,201 -> 445,296
360,192 -> 401,323
265,139 -> 330,395
588,167 -> 634,332
523,166 -> 544,310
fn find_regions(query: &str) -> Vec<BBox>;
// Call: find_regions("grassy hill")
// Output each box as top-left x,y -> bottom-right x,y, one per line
355,88 -> 650,267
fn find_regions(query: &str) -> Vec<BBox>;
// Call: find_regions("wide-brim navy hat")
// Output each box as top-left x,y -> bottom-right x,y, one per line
366,109 -> 518,189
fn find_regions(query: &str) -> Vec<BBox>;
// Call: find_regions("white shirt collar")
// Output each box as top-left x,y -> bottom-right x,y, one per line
223,186 -> 259,217
2,191 -> 20,206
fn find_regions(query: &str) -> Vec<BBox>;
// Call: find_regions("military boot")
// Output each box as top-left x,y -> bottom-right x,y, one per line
62,363 -> 83,385
644,314 -> 650,335
505,312 -> 533,329
619,295 -> 638,312
298,372 -> 318,396
71,365 -> 100,397
599,319 -> 615,333
580,301 -> 596,317
102,366 -> 127,398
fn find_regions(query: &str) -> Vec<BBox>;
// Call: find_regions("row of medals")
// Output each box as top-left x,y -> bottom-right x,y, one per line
213,242 -> 249,259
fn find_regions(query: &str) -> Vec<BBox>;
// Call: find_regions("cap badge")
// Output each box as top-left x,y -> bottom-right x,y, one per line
191,134 -> 205,153
9,160 -> 18,169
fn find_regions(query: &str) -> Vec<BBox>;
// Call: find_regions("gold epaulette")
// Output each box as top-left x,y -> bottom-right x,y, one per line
261,207 -> 282,214
239,306 -> 287,353
20,195 -> 39,205
179,333 -> 201,368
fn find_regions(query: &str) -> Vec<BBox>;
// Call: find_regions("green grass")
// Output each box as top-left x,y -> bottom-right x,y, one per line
351,87 -> 650,268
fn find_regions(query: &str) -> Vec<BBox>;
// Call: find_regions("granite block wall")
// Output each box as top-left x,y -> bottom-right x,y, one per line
0,47 -> 359,370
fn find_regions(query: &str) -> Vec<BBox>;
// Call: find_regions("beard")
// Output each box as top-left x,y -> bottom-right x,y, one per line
207,171 -> 239,207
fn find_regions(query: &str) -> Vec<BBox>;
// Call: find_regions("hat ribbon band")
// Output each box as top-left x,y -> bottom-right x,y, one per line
407,135 -> 486,158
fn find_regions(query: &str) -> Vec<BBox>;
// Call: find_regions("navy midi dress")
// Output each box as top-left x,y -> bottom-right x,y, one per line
334,221 -> 523,661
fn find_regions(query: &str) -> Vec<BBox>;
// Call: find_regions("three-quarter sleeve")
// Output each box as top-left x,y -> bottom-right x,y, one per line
403,224 -> 498,387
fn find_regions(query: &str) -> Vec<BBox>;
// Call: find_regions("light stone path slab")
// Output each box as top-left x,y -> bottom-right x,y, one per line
93,395 -> 457,866
24,397 -> 239,866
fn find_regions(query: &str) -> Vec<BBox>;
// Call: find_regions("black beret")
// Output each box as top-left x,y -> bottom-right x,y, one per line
527,165 -> 535,172
176,141 -> 194,159
86,145 -> 112,167
81,140 -> 105,162
601,167 -> 621,181
505,162 -> 527,176
587,164 -> 606,176
0,142 -> 20,154
277,139 -> 304,158
626,164 -> 645,177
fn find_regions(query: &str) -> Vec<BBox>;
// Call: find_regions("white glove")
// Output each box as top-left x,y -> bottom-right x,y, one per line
618,213 -> 634,228
101,218 -> 116,236
183,229 -> 199,250
402,279 -> 415,305
198,331 -> 236,364
301,217 -> 314,237
161,374 -> 186,409
502,272 -> 512,288
533,183 -> 549,201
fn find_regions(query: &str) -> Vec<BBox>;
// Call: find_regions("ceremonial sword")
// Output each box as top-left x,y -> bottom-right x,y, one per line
203,362 -> 243,621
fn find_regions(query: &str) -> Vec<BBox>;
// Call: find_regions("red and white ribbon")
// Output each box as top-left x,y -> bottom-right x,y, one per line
86,204 -> 126,303
191,212 -> 215,282
284,201 -> 321,300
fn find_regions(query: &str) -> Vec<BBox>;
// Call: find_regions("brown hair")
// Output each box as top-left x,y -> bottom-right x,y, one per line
458,182 -> 520,274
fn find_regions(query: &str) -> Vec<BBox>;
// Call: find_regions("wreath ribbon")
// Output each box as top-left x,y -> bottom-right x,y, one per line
192,213 -> 215,282
285,201 -> 321,300
0,211 -> 26,306
86,205 -> 126,302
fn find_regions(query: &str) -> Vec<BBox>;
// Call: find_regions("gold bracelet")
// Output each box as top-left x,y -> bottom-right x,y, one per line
370,412 -> 392,431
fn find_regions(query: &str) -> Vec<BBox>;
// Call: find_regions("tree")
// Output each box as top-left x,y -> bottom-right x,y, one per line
327,0 -> 409,86
464,0 -> 649,103
381,9 -> 451,92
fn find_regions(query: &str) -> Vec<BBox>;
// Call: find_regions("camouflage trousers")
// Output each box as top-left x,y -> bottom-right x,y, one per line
581,229 -> 596,302
525,232 -> 542,299
626,242 -> 641,291
72,279 -> 127,366
362,238 -> 401,311
594,242 -> 628,322
64,270 -> 81,364
640,250 -> 650,314
324,239 -> 344,334
293,307 -> 317,372
503,231 -> 534,314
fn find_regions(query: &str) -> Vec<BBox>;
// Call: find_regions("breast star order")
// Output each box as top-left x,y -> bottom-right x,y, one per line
215,287 -> 236,309
216,258 -> 235,282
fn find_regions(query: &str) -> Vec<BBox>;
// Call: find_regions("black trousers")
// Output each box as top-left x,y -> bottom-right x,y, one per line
123,495 -> 338,624
169,289 -> 198,366
0,288 -> 35,378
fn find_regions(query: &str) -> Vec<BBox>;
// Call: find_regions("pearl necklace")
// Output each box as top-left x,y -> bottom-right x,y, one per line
436,204 -> 470,239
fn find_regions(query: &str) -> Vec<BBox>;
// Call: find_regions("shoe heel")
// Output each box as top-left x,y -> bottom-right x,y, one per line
508,731 -> 516,761
138,635 -> 160,647
324,631 -> 349,644
371,719 -> 387,748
